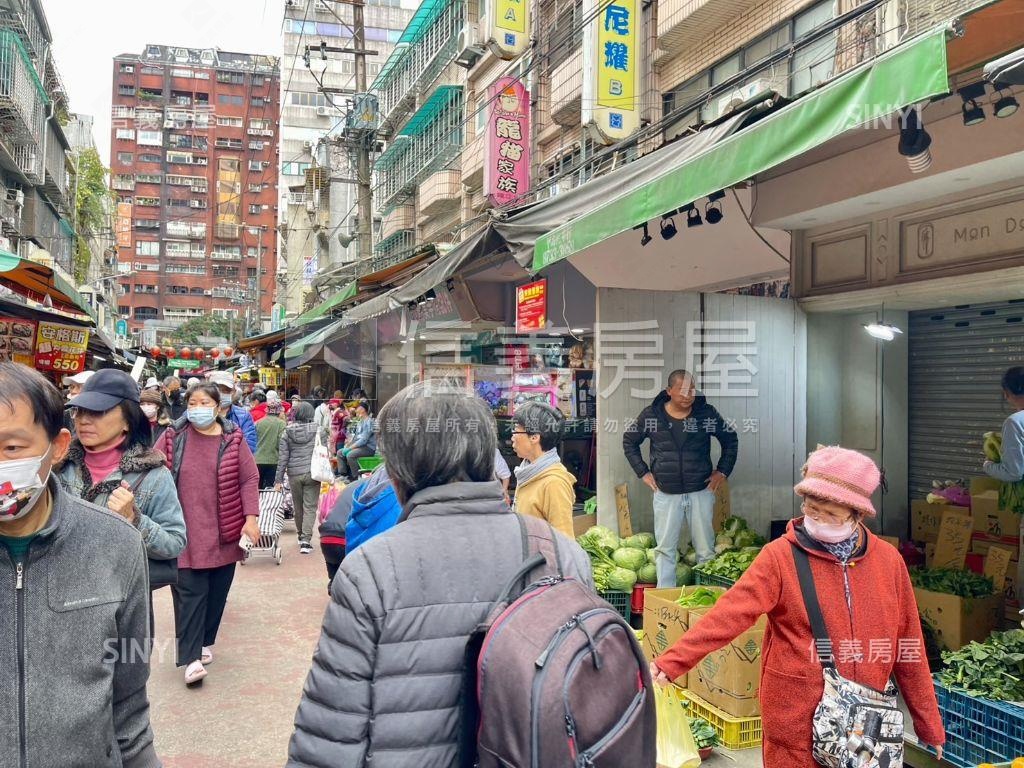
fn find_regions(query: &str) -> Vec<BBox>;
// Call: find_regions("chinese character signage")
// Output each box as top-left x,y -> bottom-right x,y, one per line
489,0 -> 529,58
34,322 -> 89,374
0,317 -> 37,367
169,358 -> 200,370
115,202 -> 133,248
582,0 -> 640,143
515,278 -> 547,334
484,78 -> 530,207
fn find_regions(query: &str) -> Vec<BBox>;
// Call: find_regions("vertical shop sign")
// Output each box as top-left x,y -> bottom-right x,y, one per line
484,78 -> 530,207
115,202 -> 133,248
34,321 -> 89,374
489,0 -> 530,58
515,278 -> 547,334
582,0 -> 641,143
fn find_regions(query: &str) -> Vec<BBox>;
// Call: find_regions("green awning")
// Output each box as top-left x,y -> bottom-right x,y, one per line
371,0 -> 457,91
294,280 -> 358,325
0,250 -> 97,320
532,28 -> 951,272
282,318 -> 348,367
402,86 -> 462,136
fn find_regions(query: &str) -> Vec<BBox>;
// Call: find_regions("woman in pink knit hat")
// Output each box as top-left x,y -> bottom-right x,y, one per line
651,445 -> 944,766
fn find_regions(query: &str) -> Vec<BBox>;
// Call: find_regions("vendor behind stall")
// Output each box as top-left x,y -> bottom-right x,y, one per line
984,366 -> 1024,484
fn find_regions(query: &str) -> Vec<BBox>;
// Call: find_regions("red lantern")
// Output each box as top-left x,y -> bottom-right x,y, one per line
149,346 -> 162,358
223,346 -> 234,357
180,347 -> 192,360
193,347 -> 205,360
211,348 -> 221,359
164,346 -> 176,358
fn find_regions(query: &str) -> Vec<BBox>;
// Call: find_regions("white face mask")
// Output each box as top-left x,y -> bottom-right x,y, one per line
141,404 -> 159,420
0,446 -> 53,522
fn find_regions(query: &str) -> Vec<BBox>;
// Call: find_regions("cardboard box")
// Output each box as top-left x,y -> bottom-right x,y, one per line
687,608 -> 767,718
879,535 -> 900,549
972,490 -> 1020,540
641,586 -> 726,685
970,476 -> 1004,497
572,513 -> 596,538
913,587 -> 1003,651
912,500 -> 954,543
971,533 -> 1020,559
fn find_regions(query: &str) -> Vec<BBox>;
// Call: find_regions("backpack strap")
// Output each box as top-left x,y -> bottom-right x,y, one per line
790,543 -> 835,668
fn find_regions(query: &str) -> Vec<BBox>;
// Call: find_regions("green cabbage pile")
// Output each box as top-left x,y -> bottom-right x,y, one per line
577,525 -> 658,592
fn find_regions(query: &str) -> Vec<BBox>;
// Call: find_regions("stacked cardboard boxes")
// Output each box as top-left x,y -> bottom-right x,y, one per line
969,486 -> 1020,625
641,586 -> 726,688
686,609 -> 767,718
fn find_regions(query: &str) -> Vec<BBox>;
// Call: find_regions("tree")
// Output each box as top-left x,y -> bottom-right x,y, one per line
72,148 -> 113,284
173,316 -> 234,345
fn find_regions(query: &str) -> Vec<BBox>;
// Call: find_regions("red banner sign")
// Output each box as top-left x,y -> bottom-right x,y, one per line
515,278 -> 547,334
34,321 -> 89,374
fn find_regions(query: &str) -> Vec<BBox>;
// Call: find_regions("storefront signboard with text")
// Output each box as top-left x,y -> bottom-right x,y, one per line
516,278 -> 547,334
34,322 -> 89,374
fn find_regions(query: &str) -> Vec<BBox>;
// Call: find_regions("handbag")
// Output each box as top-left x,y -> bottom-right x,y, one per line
125,473 -> 179,589
654,684 -> 701,768
791,544 -> 905,768
310,430 -> 335,483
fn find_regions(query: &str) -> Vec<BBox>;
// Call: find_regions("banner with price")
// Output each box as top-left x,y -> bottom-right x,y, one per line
34,322 -> 89,374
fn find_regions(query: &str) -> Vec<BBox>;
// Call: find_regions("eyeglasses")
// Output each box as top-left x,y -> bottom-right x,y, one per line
70,405 -> 118,421
510,429 -> 535,436
802,497 -> 855,525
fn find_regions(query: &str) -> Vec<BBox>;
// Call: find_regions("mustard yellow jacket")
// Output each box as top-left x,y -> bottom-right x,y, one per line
512,462 -> 577,539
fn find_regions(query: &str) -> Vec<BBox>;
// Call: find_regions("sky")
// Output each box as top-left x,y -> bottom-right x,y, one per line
44,0 -> 286,164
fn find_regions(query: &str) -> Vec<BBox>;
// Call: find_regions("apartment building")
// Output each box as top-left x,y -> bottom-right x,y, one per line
109,45 -> 280,336
279,0 -> 414,319
0,0 -> 74,271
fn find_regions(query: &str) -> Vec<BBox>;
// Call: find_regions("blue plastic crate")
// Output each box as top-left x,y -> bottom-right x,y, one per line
599,590 -> 631,621
934,678 -> 1024,763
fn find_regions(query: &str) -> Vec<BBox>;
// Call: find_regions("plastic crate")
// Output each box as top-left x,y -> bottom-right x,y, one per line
357,456 -> 384,473
693,569 -> 736,588
599,590 -> 631,621
630,583 -> 658,614
681,689 -> 761,750
934,678 -> 1024,765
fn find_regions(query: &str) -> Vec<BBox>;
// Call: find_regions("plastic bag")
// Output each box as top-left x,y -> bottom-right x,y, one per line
310,431 -> 335,483
318,480 -> 344,526
655,684 -> 701,768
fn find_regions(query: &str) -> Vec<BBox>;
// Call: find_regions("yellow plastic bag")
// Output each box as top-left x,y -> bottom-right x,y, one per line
655,684 -> 702,768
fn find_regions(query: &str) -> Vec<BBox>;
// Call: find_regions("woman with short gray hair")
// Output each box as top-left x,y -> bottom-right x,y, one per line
510,401 -> 577,539
287,380 -> 593,768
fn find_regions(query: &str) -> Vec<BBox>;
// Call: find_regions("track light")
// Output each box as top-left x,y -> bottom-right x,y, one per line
445,278 -> 455,291
898,107 -> 932,174
425,289 -> 437,302
681,203 -> 702,228
634,222 -> 653,246
660,215 -> 678,240
705,191 -> 725,224
959,83 -> 987,126
864,323 -> 903,341
993,82 -> 1019,118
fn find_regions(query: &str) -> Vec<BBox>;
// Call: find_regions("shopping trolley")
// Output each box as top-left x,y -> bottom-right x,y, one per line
242,488 -> 286,565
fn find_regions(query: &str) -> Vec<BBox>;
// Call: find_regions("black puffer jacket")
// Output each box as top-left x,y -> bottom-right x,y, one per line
622,391 -> 738,494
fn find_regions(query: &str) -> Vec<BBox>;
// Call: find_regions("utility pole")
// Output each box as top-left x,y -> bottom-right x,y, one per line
255,225 -> 264,335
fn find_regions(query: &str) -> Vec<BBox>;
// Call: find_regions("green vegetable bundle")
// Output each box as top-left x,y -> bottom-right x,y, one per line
909,567 -> 995,598
938,629 -> 1024,701
1000,480 -> 1024,515
694,548 -> 761,581
688,716 -> 719,749
676,587 -> 722,608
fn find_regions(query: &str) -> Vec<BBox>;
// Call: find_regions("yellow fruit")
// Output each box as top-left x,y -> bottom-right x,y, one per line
1012,759 -> 1024,768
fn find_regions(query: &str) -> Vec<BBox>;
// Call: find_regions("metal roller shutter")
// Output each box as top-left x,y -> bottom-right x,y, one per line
908,300 -> 1024,500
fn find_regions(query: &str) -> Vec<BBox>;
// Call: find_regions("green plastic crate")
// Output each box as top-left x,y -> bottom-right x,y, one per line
693,569 -> 736,588
599,590 -> 631,621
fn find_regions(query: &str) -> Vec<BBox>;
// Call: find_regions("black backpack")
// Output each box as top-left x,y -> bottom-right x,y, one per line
460,515 -> 656,768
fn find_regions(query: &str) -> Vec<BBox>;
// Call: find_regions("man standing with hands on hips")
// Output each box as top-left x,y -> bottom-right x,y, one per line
623,369 -> 738,587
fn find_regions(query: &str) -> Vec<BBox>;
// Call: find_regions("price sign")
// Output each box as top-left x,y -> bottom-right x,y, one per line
985,546 -> 1014,591
932,508 -> 973,570
34,322 -> 89,374
169,358 -> 200,370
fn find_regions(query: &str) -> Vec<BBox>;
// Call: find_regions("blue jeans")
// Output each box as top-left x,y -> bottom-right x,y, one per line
652,489 -> 716,588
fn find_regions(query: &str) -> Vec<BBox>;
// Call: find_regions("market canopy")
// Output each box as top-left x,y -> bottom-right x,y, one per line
293,280 -> 358,325
0,250 -> 97,320
530,27 -> 951,271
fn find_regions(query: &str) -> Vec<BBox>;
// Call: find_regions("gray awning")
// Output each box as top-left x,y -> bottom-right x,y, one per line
985,46 -> 1024,84
342,106 -> 762,323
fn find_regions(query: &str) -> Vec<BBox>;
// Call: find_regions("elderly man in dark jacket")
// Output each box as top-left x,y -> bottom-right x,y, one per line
288,381 -> 593,768
623,369 -> 738,587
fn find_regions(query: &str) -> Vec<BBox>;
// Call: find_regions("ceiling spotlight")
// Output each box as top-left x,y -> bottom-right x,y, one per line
424,289 -> 437,302
959,82 -> 987,126
993,82 -> 1019,118
660,215 -> 678,240
863,322 -> 903,341
634,221 -> 653,246
898,106 -> 932,174
705,191 -> 725,224
445,278 -> 455,291
406,301 -> 417,311
416,294 -> 428,306
681,203 -> 702,228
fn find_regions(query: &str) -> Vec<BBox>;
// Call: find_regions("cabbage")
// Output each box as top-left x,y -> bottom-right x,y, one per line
612,547 -> 648,571
675,564 -> 694,586
578,525 -> 620,554
608,567 -> 638,591
646,548 -> 657,565
714,542 -> 733,555
622,532 -> 656,549
683,548 -> 698,567
721,516 -> 748,536
637,564 -> 658,584
715,534 -> 734,549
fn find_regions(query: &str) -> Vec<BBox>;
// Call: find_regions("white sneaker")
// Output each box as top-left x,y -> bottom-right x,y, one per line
185,660 -> 207,687
201,646 -> 213,665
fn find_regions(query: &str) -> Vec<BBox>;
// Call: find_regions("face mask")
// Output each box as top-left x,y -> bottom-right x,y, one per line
219,394 -> 233,408
803,513 -> 857,544
187,407 -> 217,428
0,446 -> 52,522
141,404 -> 159,420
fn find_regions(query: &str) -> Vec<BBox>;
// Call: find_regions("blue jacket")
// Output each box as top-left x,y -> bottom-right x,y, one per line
228,404 -> 257,453
345,466 -> 400,554
347,416 -> 377,453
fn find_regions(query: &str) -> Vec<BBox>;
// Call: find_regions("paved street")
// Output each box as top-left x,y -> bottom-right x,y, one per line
146,521 -> 762,768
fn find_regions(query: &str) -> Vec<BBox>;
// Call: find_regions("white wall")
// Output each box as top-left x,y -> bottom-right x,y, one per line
594,288 -> 806,538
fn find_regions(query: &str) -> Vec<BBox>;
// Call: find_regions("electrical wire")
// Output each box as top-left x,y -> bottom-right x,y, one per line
729,188 -> 789,264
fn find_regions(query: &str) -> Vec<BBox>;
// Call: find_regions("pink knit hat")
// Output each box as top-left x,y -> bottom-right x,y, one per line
794,445 -> 881,517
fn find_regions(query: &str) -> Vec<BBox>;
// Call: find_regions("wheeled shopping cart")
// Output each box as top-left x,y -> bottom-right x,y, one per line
242,489 -> 286,565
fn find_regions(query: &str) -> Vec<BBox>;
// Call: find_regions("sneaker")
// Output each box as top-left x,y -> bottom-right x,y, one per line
201,646 -> 213,665
184,660 -> 207,687
300,542 -> 313,554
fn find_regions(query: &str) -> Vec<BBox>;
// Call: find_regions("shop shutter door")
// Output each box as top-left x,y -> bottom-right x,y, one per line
908,300 -> 1024,500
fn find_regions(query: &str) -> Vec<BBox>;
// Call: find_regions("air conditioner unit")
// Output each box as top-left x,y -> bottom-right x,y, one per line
302,140 -> 315,151
713,78 -> 782,121
316,106 -> 331,116
204,290 -> 213,296
305,200 -> 316,214
454,24 -> 486,68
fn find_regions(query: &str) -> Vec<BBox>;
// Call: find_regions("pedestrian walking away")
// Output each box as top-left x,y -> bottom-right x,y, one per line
160,380 -> 261,687
650,445 -> 945,766
276,400 -> 322,553
623,369 -> 738,587
0,362 -> 160,767
255,398 -> 287,488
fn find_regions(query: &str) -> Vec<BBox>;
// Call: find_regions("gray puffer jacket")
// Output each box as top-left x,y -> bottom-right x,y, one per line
287,480 -> 593,768
0,479 -> 159,767
276,421 -> 322,484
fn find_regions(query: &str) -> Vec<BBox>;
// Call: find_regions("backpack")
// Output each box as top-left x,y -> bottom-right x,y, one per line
460,515 -> 656,768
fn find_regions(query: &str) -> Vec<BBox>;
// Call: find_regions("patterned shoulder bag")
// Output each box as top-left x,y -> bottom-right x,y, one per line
790,543 -> 905,768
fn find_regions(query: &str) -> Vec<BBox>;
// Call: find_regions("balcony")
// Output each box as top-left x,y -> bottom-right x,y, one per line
0,30 -> 46,174
112,174 -> 136,191
379,204 -> 415,242
418,168 -> 461,219
166,221 -> 206,239
550,49 -> 582,126
461,131 -> 484,188
210,249 -> 242,261
0,188 -> 21,233
373,229 -> 415,262
0,0 -> 48,60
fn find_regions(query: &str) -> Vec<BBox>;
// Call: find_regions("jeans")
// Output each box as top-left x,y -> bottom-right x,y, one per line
345,446 -> 375,479
652,489 -> 716,588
